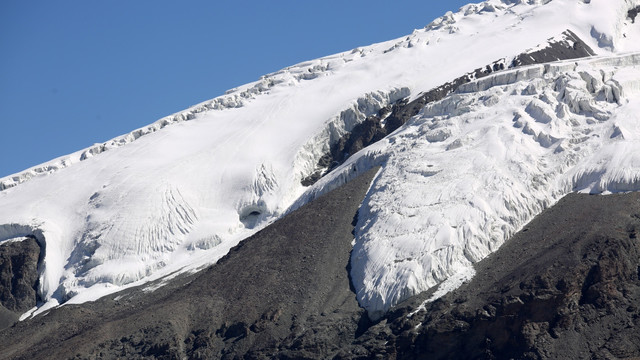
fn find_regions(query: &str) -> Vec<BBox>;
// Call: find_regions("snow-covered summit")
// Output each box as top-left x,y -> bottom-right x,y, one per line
1,0 -> 640,319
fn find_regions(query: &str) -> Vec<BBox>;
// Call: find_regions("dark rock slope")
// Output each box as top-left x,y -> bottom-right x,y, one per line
2,168 -> 640,359
2,167 -> 640,359
0,237 -> 41,330
350,192 -> 640,360
0,167 -> 380,360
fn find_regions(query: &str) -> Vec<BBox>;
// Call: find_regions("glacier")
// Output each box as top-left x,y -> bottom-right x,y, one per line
1,0 -> 640,320
317,52 -> 640,319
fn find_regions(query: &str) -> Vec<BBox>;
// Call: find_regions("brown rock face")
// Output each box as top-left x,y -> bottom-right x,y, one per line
0,237 -> 41,329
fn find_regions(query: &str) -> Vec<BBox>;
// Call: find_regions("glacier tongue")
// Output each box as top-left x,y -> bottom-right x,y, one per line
316,53 -> 640,319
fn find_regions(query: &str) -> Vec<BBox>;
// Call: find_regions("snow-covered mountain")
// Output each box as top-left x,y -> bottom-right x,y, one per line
1,0 -> 640,322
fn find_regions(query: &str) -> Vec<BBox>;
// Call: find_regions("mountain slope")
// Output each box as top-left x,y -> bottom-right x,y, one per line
0,167 -> 379,360
1,0 -> 640,324
355,191 -> 640,359
1,170 -> 639,359
333,51 -> 640,319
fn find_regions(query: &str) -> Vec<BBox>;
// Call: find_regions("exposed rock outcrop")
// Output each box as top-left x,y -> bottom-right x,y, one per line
302,30 -> 595,186
349,192 -> 640,359
0,167 -> 380,360
629,5 -> 640,23
0,237 -> 40,330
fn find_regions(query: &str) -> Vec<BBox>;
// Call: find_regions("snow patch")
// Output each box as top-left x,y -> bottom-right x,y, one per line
407,266 -> 476,318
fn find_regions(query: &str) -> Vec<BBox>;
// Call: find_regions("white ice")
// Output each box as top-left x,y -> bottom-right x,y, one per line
0,0 -> 639,320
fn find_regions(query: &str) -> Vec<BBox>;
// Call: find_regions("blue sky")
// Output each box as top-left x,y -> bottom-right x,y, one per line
1,0 -> 470,178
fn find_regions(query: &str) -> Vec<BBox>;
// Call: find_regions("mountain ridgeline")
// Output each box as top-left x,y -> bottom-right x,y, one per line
2,0 -> 640,358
